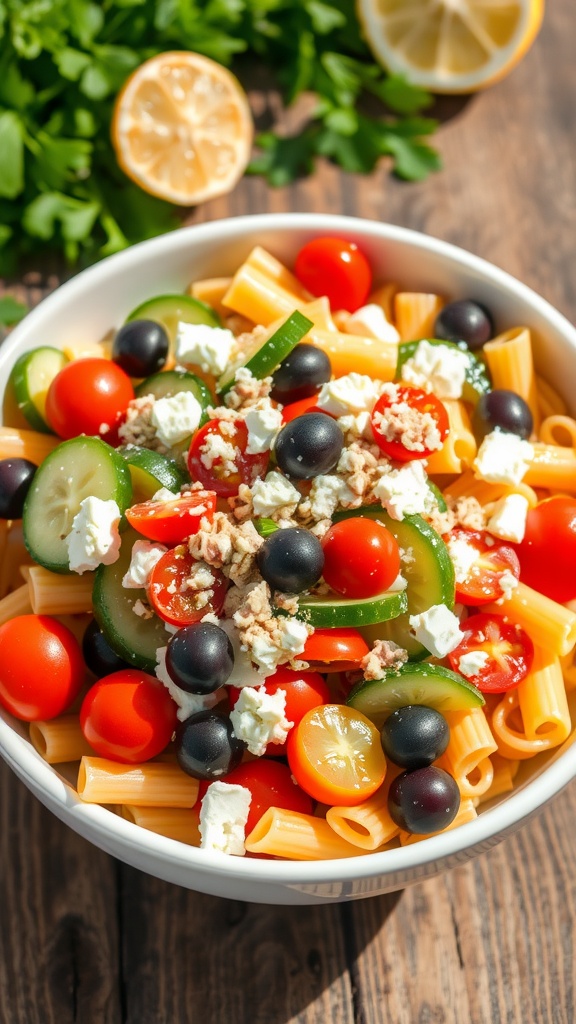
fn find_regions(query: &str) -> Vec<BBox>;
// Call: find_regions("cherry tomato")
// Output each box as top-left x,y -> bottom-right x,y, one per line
515,496 -> 576,603
302,627 -> 370,673
148,546 -> 228,626
294,237 -> 372,312
80,669 -> 177,763
187,419 -> 269,498
281,394 -> 323,423
448,612 -> 534,693
287,704 -> 386,806
45,358 -> 134,440
371,384 -> 449,462
0,615 -> 84,721
228,667 -> 331,756
447,527 -> 520,605
213,759 -> 314,835
126,491 -> 216,544
321,517 -> 401,599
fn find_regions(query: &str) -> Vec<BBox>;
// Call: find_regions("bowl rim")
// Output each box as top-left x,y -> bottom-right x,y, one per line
2,211 -> 576,885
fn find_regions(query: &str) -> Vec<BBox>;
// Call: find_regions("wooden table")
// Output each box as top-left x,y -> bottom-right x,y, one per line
1,4 -> 576,1021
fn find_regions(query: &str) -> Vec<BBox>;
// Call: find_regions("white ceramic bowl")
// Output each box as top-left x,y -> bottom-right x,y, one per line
2,214 -> 576,905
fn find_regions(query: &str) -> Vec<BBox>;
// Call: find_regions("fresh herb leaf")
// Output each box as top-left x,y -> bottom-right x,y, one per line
0,295 -> 27,327
0,111 -> 24,199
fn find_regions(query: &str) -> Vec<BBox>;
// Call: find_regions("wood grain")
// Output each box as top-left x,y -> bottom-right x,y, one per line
2,1 -> 576,1021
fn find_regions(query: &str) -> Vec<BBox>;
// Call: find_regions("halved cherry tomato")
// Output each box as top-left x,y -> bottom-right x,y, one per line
287,704 -> 386,806
294,237 -> 372,312
371,384 -> 449,462
212,759 -> 314,835
302,627 -> 369,673
228,667 -> 331,756
148,546 -> 228,626
126,490 -> 216,544
447,527 -> 520,605
448,612 -> 534,693
516,496 -> 576,603
281,394 -> 323,423
80,669 -> 177,763
187,419 -> 269,498
321,517 -> 401,599
45,358 -> 134,440
0,615 -> 84,721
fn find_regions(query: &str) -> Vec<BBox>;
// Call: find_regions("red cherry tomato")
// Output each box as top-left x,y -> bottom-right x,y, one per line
294,237 -> 372,312
281,394 -> 323,423
302,627 -> 369,673
45,358 -> 134,440
447,527 -> 520,605
187,419 -> 269,498
515,496 -> 576,603
80,669 -> 177,763
229,667 -> 331,756
126,491 -> 216,544
448,612 -> 534,693
321,517 -> 401,599
213,759 -> 314,836
148,546 -> 228,626
370,384 -> 449,462
0,615 -> 84,721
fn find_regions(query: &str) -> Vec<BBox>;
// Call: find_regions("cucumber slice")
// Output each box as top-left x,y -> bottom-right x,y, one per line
297,587 -> 408,628
23,436 -> 133,574
347,663 -> 484,728
10,346 -> 67,432
126,294 -> 221,341
396,339 -> 491,404
217,310 -> 313,395
135,369 -> 212,424
334,506 -> 455,660
427,480 -> 447,513
118,445 -> 187,501
93,529 -> 168,671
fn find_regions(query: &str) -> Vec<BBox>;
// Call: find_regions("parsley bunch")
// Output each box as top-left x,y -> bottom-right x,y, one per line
0,0 -> 440,271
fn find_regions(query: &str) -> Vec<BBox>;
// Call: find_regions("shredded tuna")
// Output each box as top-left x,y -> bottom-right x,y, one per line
118,395 -> 169,453
232,581 -> 312,673
361,640 -> 408,680
224,363 -> 273,411
373,400 -> 443,453
448,495 -> 487,531
188,512 -> 263,586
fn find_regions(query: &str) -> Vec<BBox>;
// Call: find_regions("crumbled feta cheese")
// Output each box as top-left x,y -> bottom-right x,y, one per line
486,493 -> 529,543
446,535 -> 479,585
199,781 -> 252,856
458,650 -> 490,678
498,569 -> 519,601
175,321 -> 236,376
337,410 -> 374,441
155,647 -> 225,721
230,685 -> 293,756
400,340 -> 470,400
308,474 -> 356,520
217,618 -> 269,687
153,487 -> 179,503
345,304 -> 400,343
244,399 -> 283,454
132,599 -> 153,619
373,461 -> 436,520
199,431 -> 238,474
317,373 -> 386,417
473,430 -> 534,485
122,539 -> 167,589
65,496 -> 121,574
409,604 -> 464,657
250,472 -> 301,517
150,391 -> 202,447
278,616 -> 309,655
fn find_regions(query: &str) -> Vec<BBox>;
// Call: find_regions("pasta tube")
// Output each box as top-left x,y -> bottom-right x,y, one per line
122,805 -> 201,846
398,799 -> 477,845
326,774 -> 400,850
27,566 -> 93,615
485,582 -> 576,657
483,327 -> 539,432
476,754 -> 520,805
0,583 -> 32,625
538,416 -> 576,449
394,292 -> 444,341
78,757 -> 199,807
517,646 -> 571,744
29,716 -> 93,764
523,443 -> 576,492
245,808 -> 368,860
440,707 -> 497,799
0,426 -> 60,463
426,400 -> 476,475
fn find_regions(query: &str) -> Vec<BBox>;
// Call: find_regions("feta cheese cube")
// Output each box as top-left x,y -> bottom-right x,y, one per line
66,496 -> 121,574
409,604 -> 464,657
400,340 -> 470,400
150,391 -> 202,447
230,685 -> 293,756
244,399 -> 283,454
155,646 -> 224,721
345,304 -> 400,343
486,493 -> 529,543
457,650 -> 490,678
309,474 -> 356,520
199,781 -> 252,856
250,471 -> 301,517
175,321 -> 236,376
446,535 -> 479,584
473,430 -> 534,485
122,539 -> 167,589
152,487 -> 179,503
336,410 -> 374,441
373,461 -> 436,520
317,372 -> 385,417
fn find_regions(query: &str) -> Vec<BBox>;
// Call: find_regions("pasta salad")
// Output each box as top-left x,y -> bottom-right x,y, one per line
1,235 -> 576,861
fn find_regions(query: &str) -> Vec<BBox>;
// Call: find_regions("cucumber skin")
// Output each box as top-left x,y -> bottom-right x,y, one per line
396,340 -> 491,404
118,445 -> 188,498
217,310 -> 313,395
347,662 -> 484,726
297,590 -> 408,628
126,294 -> 221,331
10,347 -> 66,434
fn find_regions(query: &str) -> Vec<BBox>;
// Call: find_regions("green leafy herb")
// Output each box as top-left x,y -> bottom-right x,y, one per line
0,0 -> 440,269
0,295 -> 27,327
